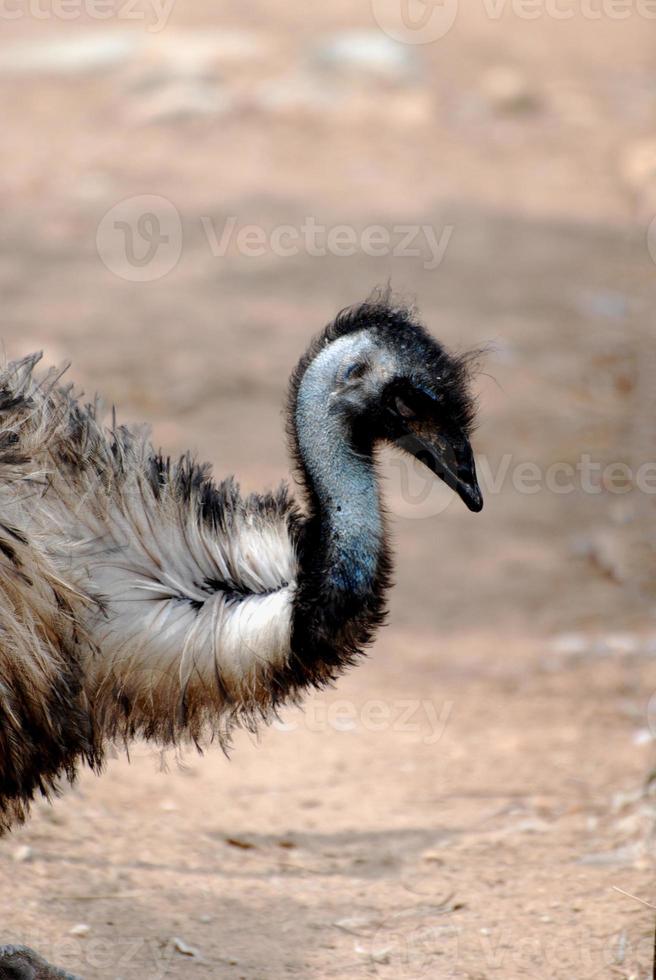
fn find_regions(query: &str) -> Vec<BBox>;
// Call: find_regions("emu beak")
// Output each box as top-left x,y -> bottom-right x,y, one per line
402,429 -> 484,513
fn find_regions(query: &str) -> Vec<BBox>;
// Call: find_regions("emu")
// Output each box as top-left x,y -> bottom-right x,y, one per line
0,296 -> 482,979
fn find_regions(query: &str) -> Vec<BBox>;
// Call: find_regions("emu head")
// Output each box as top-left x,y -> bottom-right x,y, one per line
291,296 -> 484,513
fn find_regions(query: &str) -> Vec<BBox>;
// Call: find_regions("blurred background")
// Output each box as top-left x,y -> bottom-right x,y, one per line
1,4 -> 656,979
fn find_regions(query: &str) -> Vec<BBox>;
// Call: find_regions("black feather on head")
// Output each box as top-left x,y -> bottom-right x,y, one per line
287,289 -> 480,471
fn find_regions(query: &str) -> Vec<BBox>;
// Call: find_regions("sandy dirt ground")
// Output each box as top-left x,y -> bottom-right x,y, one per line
0,5 -> 656,979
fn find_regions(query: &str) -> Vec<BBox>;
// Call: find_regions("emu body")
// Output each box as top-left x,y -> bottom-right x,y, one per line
0,296 -> 482,834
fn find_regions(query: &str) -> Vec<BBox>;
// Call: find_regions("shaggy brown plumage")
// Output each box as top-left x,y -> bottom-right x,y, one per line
0,354 -> 300,831
0,295 -> 482,837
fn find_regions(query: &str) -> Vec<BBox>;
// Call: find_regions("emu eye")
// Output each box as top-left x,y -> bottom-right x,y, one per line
394,395 -> 416,420
344,361 -> 366,382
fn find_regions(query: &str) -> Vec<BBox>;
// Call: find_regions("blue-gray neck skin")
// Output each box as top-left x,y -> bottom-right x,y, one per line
295,331 -> 383,594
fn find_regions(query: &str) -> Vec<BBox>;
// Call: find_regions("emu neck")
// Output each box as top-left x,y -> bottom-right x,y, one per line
295,333 -> 383,595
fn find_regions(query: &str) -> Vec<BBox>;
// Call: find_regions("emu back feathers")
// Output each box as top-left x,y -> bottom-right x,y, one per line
0,355 -> 300,831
